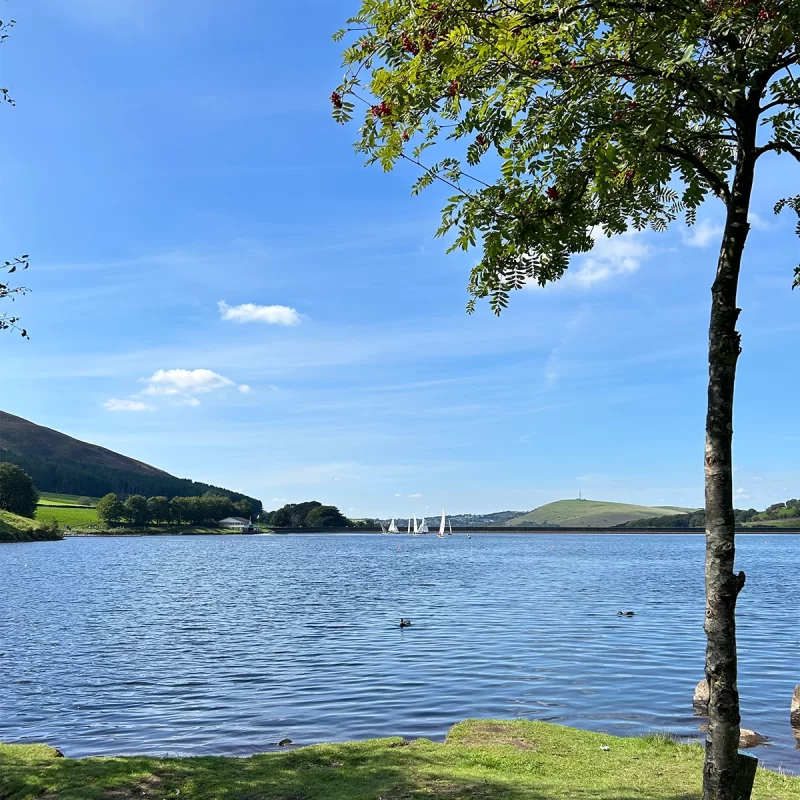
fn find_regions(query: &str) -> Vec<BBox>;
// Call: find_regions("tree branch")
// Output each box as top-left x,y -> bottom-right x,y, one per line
658,143 -> 730,204
755,140 -> 800,164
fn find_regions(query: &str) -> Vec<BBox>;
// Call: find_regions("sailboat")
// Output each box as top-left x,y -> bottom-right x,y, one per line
412,516 -> 419,535
388,518 -> 399,534
438,510 -> 446,538
407,516 -> 414,535
418,517 -> 429,534
379,521 -> 388,534
448,517 -> 453,536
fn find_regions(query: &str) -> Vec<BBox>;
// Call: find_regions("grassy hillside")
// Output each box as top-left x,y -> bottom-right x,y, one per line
506,499 -> 695,527
35,505 -> 99,528
0,410 -> 261,511
0,510 -> 62,542
38,492 -> 98,507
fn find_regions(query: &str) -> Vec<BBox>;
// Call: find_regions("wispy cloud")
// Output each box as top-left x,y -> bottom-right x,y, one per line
142,368 -> 237,396
103,398 -> 152,412
409,493 -> 422,498
682,219 -> 723,248
218,301 -> 302,326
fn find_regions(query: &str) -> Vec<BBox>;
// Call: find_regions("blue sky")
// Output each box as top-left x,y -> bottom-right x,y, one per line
1,0 -> 798,516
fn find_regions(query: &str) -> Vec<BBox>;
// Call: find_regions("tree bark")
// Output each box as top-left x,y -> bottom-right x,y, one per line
702,114 -> 757,800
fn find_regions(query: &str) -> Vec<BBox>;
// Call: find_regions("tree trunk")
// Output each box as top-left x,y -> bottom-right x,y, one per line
702,123 -> 756,800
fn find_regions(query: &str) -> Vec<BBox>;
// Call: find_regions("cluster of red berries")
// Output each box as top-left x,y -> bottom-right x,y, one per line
401,130 -> 410,142
757,8 -> 778,20
430,3 -> 444,21
570,59 -> 579,68
528,59 -> 542,68
401,33 -> 419,55
448,80 -> 459,97
476,133 -> 488,146
371,101 -> 392,118
546,186 -> 560,201
330,91 -> 343,109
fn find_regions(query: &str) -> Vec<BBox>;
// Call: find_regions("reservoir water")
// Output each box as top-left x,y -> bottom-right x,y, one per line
1,533 -> 798,772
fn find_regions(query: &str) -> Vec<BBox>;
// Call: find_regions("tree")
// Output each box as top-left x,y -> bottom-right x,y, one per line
306,504 -> 351,528
233,498 -> 254,519
77,496 -> 92,508
96,492 -> 124,526
124,494 -> 149,527
147,496 -> 170,525
170,495 -> 191,525
0,462 -> 38,517
1,20 -> 30,339
333,3 -> 799,796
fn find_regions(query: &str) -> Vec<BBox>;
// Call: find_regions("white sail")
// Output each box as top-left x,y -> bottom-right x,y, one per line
438,510 -> 446,537
419,517 -> 428,533
448,518 -> 453,535
407,516 -> 412,535
380,520 -> 388,534
413,516 -> 419,534
388,518 -> 398,533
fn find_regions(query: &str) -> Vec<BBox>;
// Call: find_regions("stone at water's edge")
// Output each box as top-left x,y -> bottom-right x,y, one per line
791,685 -> 800,729
693,679 -> 709,716
739,729 -> 769,749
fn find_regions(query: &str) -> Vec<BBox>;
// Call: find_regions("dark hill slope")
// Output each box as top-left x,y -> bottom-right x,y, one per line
0,411 -> 261,511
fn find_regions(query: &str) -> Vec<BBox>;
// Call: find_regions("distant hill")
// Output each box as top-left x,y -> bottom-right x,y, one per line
376,511 -> 524,528
505,499 -> 697,528
0,411 -> 261,511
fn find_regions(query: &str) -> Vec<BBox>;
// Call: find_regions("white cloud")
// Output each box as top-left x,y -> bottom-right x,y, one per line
749,212 -> 771,230
142,368 -> 235,395
682,219 -> 723,248
238,384 -> 252,394
103,398 -> 152,412
567,230 -> 652,287
218,301 -> 302,326
409,493 -> 422,498
735,488 -> 751,501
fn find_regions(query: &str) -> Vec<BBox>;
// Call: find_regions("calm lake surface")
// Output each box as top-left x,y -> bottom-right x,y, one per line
1,533 -> 798,772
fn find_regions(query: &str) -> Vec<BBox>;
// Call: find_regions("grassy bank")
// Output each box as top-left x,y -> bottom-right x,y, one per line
37,492 -> 98,507
1,721 -> 797,800
0,510 -> 63,543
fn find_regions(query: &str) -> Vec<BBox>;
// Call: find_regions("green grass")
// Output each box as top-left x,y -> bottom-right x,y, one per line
37,492 -> 98,507
0,721 -> 797,800
35,505 -> 99,528
506,499 -> 697,527
743,518 -> 800,529
0,510 -> 62,542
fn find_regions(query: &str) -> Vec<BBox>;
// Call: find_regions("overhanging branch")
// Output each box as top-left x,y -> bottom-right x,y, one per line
658,143 -> 731,204
756,141 -> 800,164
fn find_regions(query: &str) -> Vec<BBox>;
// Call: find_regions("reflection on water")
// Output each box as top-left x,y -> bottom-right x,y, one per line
1,533 -> 798,772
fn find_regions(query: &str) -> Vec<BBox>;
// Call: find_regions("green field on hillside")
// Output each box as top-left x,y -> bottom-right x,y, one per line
743,517 -> 800,529
37,492 -> 98,507
1,720 -> 797,800
35,505 -> 99,528
506,499 -> 697,527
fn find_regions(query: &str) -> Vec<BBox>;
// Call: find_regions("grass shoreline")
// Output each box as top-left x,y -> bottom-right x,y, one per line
1,720 -> 797,800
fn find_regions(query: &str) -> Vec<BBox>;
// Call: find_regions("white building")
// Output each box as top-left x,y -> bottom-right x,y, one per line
218,516 -> 259,532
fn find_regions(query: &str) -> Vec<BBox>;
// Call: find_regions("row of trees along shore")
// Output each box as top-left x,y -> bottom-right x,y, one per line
96,492 -> 257,527
618,498 -> 799,528
261,500 -> 373,529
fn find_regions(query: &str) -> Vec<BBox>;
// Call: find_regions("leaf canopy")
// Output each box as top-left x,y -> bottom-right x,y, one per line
333,0 -> 800,310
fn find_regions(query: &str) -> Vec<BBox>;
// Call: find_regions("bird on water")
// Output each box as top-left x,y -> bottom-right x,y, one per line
617,611 -> 636,617
399,618 -> 412,628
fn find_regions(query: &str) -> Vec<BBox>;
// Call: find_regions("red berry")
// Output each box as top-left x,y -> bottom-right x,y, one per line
546,186 -> 560,201
570,59 -> 578,68
330,91 -> 343,109
448,80 -> 459,97
401,130 -> 410,142
628,100 -> 637,110
476,133 -> 488,146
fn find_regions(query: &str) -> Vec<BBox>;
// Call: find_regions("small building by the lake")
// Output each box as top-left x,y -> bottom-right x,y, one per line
218,516 -> 259,532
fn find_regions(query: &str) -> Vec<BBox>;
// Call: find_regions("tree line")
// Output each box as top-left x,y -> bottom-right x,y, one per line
0,448 -> 262,514
96,492 -> 258,527
262,501 -> 370,529
618,498 -> 798,529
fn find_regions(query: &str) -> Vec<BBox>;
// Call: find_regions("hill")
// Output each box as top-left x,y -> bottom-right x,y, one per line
505,499 -> 696,528
0,410 -> 262,512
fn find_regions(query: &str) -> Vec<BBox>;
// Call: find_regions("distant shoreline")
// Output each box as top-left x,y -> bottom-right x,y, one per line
56,526 -> 800,538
